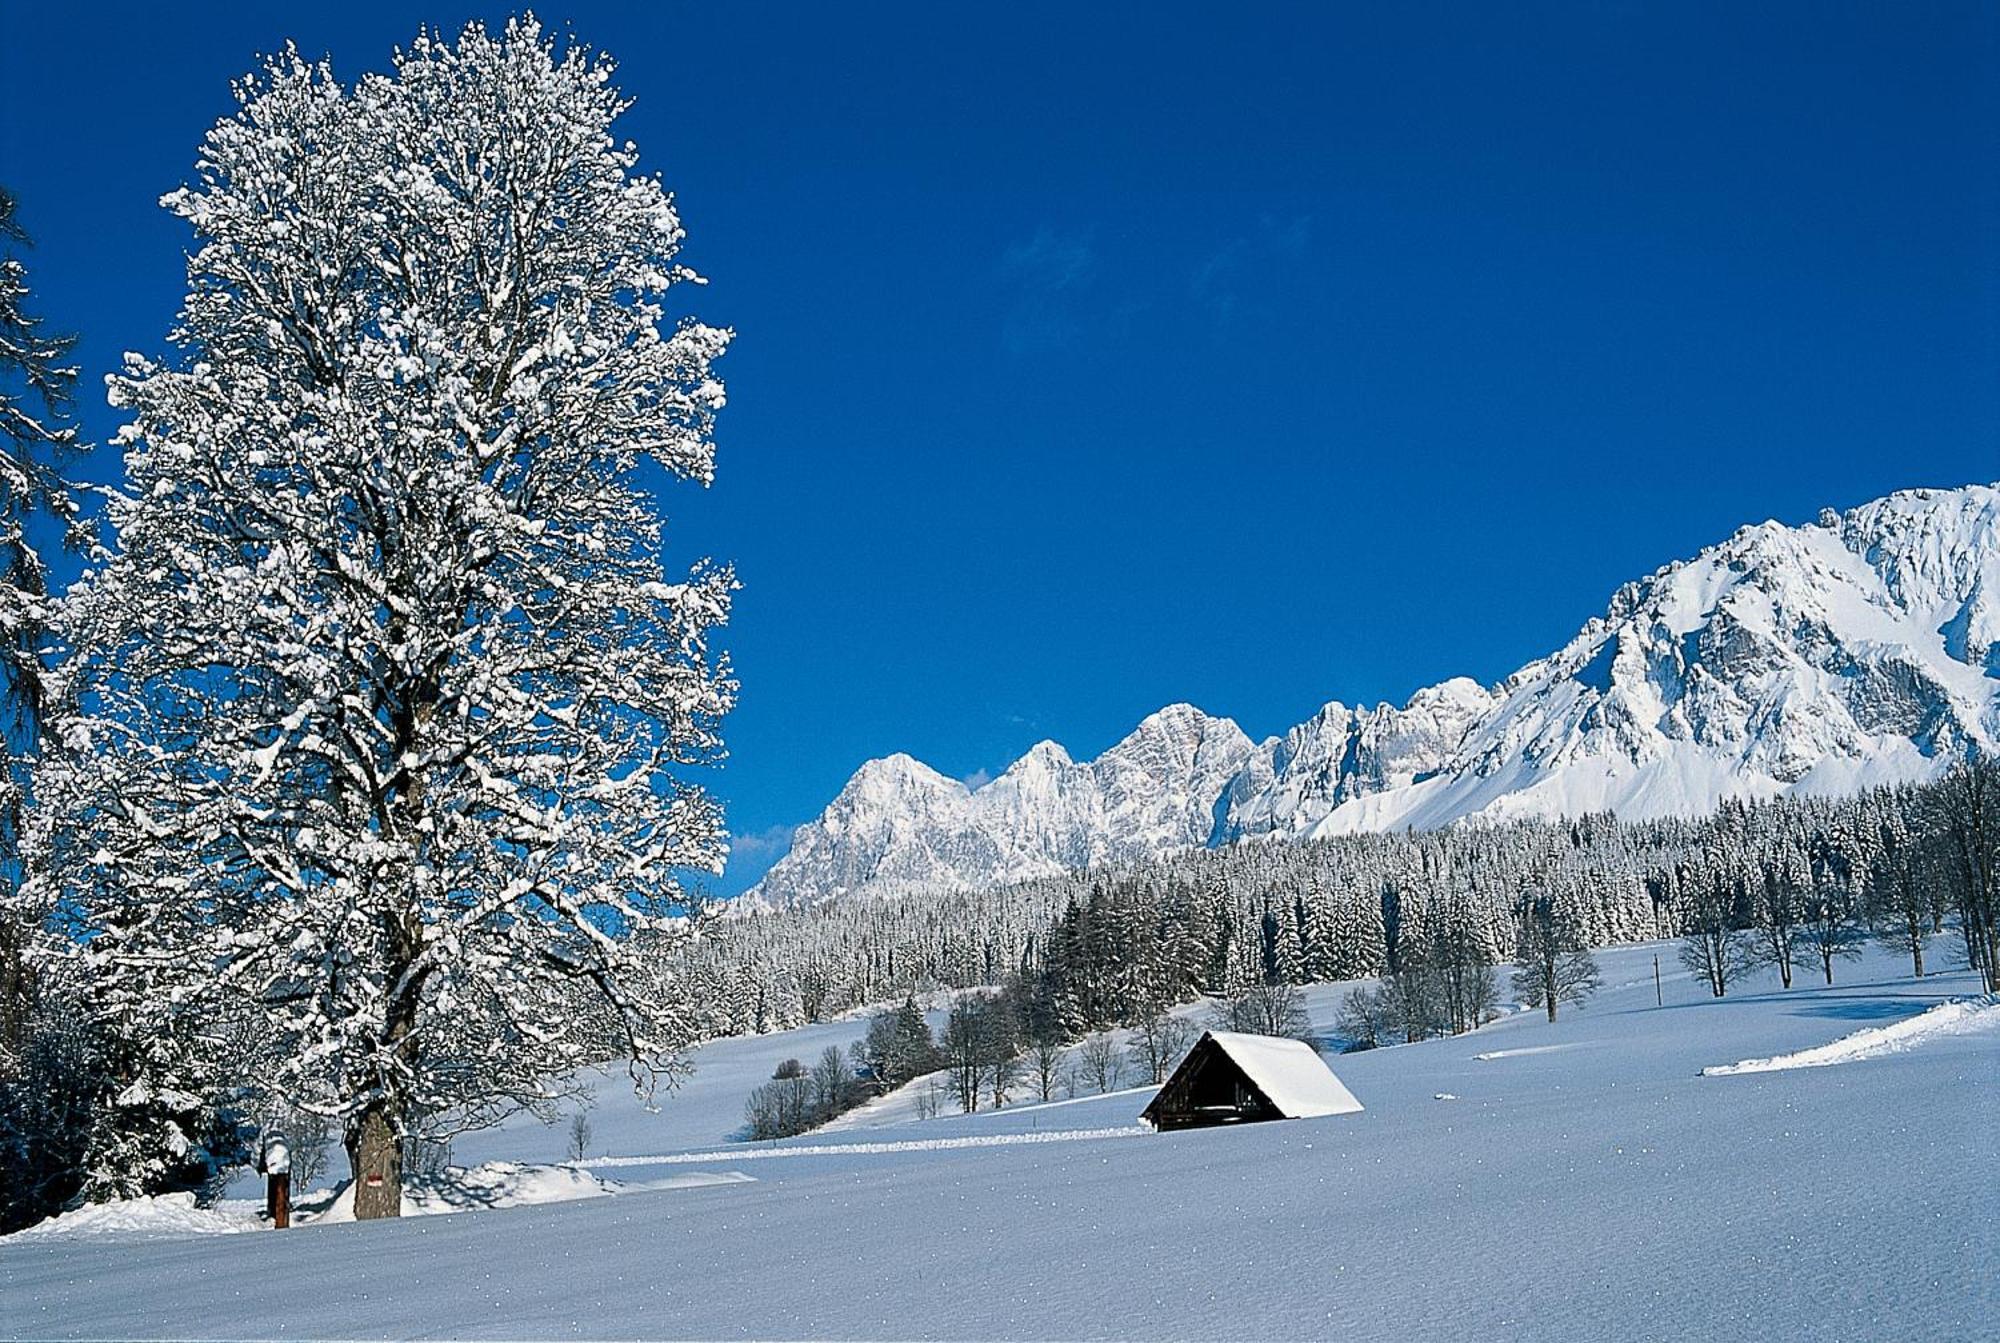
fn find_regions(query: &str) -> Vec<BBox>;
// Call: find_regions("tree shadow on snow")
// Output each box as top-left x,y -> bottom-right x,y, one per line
1627,985 -> 1953,1017
1786,998 -> 1940,1022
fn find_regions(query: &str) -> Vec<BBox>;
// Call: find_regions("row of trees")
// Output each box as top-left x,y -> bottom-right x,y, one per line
1670,781 -> 1997,998
742,1049 -> 873,1142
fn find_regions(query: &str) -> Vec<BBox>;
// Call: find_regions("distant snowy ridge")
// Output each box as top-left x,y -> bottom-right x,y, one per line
747,704 -> 1255,906
749,483 -> 2000,907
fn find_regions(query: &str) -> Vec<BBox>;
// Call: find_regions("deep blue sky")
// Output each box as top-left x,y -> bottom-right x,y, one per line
3,2 -> 1995,891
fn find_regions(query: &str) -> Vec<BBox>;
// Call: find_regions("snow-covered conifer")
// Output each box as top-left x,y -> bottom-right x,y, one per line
0,186 -> 82,768
0,186 -> 86,1066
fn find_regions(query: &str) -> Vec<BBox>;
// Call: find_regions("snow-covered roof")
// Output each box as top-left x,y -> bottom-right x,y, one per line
1203,1032 -> 1364,1118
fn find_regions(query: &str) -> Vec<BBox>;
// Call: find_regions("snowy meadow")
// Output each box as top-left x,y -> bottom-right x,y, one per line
3,942 -> 1992,1340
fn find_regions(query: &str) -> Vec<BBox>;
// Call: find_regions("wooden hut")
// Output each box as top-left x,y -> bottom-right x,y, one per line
1140,1030 -> 1364,1131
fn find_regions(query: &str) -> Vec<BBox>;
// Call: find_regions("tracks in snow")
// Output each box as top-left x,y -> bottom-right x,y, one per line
576,1125 -> 1151,1171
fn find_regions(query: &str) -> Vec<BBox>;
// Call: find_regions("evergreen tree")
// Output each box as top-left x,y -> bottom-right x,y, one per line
0,184 -> 82,787
0,185 -> 85,1067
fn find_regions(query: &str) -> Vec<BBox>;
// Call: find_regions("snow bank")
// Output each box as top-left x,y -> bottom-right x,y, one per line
310,1161 -> 625,1222
4,1162 -> 648,1244
5,1192 -> 260,1242
1702,994 -> 2000,1076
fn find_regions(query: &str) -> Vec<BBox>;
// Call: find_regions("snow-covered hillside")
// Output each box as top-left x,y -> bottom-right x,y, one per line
752,484 -> 2000,905
3,944 -> 1990,1340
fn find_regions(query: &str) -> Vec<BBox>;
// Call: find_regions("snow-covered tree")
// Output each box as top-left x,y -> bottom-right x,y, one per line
0,185 -> 85,1070
25,19 -> 733,1218
0,185 -> 82,770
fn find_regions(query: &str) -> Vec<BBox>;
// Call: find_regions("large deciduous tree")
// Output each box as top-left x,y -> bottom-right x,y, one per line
24,19 -> 733,1218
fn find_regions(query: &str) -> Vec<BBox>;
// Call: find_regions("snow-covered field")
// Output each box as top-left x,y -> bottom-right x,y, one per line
2,942 -> 1993,1340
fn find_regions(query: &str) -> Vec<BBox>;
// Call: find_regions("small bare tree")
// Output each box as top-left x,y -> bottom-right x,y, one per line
1026,1035 -> 1066,1102
809,1045 -> 853,1123
1333,984 -> 1391,1051
1511,888 -> 1602,1023
1076,1032 -> 1123,1094
1383,966 -> 1447,1041
1678,859 -> 1756,997
1751,860 -> 1805,989
566,1108 -> 593,1163
1209,982 -> 1315,1042
269,1106 -> 332,1192
1126,1010 -> 1196,1084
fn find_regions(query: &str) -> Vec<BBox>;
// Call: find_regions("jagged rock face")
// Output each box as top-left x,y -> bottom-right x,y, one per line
1313,484 -> 2000,835
749,484 -> 2000,905
1092,704 -> 1258,859
1221,678 -> 1496,840
748,754 -> 1004,907
746,708 -> 1254,908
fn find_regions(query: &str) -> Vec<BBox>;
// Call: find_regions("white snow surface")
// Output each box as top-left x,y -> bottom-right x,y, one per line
1196,1030 -> 1365,1118
753,484 -> 2000,905
3,943 -> 1992,1341
1701,993 -> 2000,1075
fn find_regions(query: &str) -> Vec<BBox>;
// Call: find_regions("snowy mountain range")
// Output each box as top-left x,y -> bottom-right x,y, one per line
746,484 -> 2000,907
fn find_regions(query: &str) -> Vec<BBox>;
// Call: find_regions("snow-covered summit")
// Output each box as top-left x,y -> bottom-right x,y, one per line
1310,482 -> 2000,836
748,706 -> 1253,907
749,484 -> 2000,905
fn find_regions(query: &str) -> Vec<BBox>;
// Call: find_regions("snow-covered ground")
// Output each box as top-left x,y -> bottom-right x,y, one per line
2,942 -> 1993,1340
1701,992 -> 2000,1075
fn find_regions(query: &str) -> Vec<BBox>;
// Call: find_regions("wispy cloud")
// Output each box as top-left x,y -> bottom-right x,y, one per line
726,822 -> 798,866
998,226 -> 1097,354
960,767 -> 994,791
1191,214 -> 1312,328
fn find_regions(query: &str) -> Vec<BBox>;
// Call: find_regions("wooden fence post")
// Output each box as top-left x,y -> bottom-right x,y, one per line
263,1134 -> 292,1230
